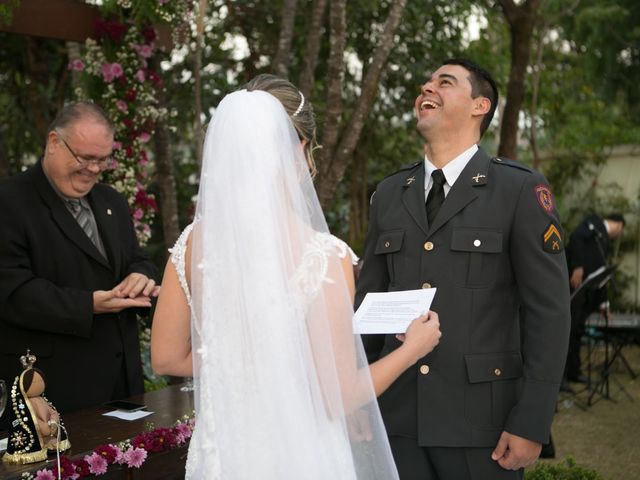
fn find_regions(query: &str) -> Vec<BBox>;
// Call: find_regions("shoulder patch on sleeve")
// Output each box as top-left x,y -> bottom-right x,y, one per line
534,184 -> 555,214
543,221 -> 564,253
492,157 -> 533,173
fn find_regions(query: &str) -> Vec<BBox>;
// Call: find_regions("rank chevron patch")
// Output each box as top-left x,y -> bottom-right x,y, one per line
542,222 -> 563,253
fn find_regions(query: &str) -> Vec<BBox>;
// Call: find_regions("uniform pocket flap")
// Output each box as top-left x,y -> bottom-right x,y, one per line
451,228 -> 503,253
465,352 -> 523,383
374,230 -> 405,255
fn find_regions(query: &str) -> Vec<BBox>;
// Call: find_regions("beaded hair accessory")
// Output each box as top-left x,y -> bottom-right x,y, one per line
292,91 -> 305,117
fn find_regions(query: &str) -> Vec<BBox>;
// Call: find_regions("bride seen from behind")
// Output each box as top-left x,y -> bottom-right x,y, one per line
150,75 -> 441,479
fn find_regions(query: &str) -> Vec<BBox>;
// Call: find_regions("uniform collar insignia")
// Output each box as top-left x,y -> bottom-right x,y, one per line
471,172 -> 487,186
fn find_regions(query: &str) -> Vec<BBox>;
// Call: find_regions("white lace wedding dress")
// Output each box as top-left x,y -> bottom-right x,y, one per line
170,224 -> 360,479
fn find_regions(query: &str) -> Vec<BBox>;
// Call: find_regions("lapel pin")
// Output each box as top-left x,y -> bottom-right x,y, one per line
405,176 -> 416,186
107,208 -> 112,216
472,173 -> 486,184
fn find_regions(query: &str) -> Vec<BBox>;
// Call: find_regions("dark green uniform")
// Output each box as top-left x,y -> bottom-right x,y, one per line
356,147 -> 570,478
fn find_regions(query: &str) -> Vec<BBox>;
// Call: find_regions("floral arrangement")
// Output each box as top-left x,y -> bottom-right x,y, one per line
70,18 -> 164,245
20,416 -> 195,480
70,1 -> 194,245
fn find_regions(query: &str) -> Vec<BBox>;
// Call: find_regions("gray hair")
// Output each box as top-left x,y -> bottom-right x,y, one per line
48,101 -> 115,137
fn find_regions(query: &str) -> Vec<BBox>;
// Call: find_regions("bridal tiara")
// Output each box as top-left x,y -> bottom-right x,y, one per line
292,91 -> 305,117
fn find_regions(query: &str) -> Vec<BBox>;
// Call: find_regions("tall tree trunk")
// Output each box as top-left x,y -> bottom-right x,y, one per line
529,26 -> 544,170
153,120 -> 180,256
194,0 -> 208,169
496,0 -> 541,160
272,0 -> 298,78
316,0 -> 407,209
298,0 -> 328,98
317,0 -> 346,201
348,148 -> 367,246
150,56 -> 180,255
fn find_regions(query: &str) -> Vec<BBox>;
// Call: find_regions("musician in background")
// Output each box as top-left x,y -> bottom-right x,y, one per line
564,213 -> 625,385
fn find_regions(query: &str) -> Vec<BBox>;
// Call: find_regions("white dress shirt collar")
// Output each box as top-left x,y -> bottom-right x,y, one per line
424,144 -> 478,197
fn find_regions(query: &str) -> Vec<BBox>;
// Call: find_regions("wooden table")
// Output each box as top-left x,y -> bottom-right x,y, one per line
0,384 -> 194,479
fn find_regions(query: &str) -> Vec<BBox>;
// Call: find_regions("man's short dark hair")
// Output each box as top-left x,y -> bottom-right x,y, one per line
48,101 -> 115,136
442,58 -> 499,137
605,213 -> 626,226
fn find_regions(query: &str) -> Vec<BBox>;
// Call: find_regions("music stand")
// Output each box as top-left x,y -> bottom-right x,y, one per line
579,266 -> 634,405
561,266 -> 615,409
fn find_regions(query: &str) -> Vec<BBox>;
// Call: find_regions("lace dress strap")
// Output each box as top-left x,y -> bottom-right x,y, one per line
290,232 -> 359,300
169,223 -> 195,305
328,234 -> 359,266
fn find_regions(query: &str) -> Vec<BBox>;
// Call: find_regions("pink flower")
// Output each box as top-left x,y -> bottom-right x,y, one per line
35,470 -> 56,480
174,422 -> 193,444
112,141 -> 122,150
135,44 -> 154,59
133,208 -> 144,220
116,100 -> 128,112
123,447 -> 147,468
85,452 -> 108,475
68,59 -> 85,71
100,63 -> 115,83
135,69 -> 146,83
110,63 -> 124,78
138,132 -> 151,144
113,445 -> 125,465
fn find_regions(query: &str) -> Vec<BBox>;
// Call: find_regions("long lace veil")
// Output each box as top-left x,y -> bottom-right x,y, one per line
189,90 -> 398,479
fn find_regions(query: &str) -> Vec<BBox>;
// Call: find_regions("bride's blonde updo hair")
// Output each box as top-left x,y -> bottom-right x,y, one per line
244,74 -> 319,177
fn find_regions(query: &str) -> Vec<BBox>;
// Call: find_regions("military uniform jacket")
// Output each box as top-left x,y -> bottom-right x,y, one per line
0,161 -> 157,419
356,147 -> 570,447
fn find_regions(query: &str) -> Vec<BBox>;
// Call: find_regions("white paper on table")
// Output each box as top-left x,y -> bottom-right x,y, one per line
102,410 -> 154,421
353,288 -> 437,334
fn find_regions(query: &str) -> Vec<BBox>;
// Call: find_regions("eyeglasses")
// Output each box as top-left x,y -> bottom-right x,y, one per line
57,133 -> 113,169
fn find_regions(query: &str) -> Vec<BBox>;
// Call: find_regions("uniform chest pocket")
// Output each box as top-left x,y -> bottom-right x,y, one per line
374,230 -> 404,287
450,228 -> 503,288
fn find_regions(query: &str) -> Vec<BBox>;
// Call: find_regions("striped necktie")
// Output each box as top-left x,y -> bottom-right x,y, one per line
67,199 -> 97,245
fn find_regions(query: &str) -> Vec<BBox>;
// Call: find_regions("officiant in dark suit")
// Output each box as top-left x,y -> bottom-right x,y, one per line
356,59 -> 570,479
564,213 -> 625,383
0,102 -> 158,427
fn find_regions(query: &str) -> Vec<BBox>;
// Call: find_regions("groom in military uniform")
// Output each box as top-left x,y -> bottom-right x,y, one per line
356,59 -> 570,479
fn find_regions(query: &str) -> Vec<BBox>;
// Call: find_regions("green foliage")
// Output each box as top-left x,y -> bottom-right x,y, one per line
0,33 -> 72,174
525,457 -> 604,480
0,0 -> 19,26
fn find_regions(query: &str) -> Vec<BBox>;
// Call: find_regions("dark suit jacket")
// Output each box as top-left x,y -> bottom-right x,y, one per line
566,214 -> 609,310
0,161 -> 157,420
566,215 -> 608,277
356,148 -> 570,447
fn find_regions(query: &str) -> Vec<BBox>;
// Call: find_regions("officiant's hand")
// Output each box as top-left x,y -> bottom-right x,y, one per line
114,272 -> 160,299
570,267 -> 584,289
395,311 -> 441,364
93,289 -> 153,313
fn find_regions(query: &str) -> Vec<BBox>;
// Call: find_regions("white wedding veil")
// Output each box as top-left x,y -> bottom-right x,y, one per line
188,89 -> 398,479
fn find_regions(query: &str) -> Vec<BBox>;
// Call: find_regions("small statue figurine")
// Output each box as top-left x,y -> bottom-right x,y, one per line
2,350 -> 71,465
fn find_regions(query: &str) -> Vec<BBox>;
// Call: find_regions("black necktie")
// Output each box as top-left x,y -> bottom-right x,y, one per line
426,169 -> 446,225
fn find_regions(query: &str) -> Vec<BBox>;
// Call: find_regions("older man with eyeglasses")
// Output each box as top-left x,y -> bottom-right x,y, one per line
0,101 -> 159,427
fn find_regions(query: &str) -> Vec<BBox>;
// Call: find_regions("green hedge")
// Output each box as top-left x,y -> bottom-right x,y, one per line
526,457 -> 604,480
